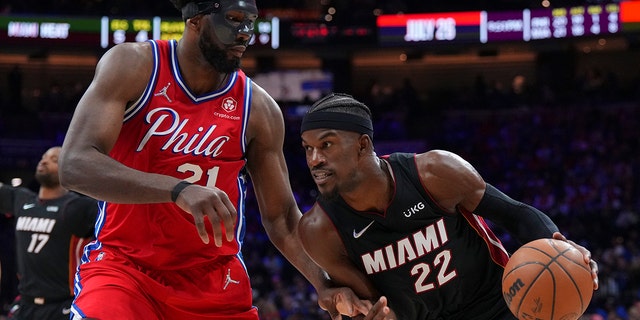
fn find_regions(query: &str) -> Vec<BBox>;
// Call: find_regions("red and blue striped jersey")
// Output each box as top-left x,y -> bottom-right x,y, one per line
91,39 -> 252,270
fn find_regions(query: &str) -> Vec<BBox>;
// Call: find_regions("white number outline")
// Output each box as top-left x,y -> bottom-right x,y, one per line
410,250 -> 457,293
177,163 -> 220,187
27,233 -> 50,253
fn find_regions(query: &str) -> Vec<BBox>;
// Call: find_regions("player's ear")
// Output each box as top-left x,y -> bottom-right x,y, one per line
187,15 -> 202,30
358,134 -> 370,153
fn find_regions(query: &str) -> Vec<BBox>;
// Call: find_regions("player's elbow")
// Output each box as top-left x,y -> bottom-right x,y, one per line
58,148 -> 88,190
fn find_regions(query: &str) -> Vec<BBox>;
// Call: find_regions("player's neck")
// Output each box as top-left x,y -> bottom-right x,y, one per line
180,65 -> 229,94
342,158 -> 392,213
176,40 -> 230,94
38,185 -> 69,200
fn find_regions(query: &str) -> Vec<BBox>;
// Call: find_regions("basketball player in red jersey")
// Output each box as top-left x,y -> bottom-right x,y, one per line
58,1 -> 372,319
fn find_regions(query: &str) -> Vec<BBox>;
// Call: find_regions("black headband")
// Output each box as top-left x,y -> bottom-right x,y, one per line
181,1 -> 220,20
300,111 -> 374,138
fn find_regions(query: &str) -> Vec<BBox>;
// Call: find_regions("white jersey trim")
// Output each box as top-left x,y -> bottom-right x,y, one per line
123,40 -> 160,122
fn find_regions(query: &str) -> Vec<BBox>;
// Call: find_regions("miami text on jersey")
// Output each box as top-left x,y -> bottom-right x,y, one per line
361,218 -> 449,274
15,216 -> 56,233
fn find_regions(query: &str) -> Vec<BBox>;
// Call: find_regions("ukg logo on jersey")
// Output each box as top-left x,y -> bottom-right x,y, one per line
215,97 -> 241,121
403,201 -> 425,217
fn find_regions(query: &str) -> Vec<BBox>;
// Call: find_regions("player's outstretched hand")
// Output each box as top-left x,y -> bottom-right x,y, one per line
552,232 -> 599,290
318,287 -> 373,320
174,183 -> 237,246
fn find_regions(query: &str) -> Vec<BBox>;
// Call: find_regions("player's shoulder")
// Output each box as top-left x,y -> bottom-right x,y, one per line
417,149 -> 457,161
0,184 -> 35,197
93,41 -> 155,97
299,203 -> 345,259
104,41 -> 153,59
300,204 -> 324,240
416,149 -> 474,170
97,41 -> 154,74
300,203 -> 329,232
66,191 -> 98,205
249,81 -> 279,112
416,149 -> 484,192
63,192 -> 99,217
245,80 -> 284,134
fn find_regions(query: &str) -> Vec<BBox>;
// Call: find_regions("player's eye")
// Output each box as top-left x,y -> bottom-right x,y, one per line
226,15 -> 241,26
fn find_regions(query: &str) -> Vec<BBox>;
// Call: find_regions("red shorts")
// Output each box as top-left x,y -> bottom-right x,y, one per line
71,249 -> 258,320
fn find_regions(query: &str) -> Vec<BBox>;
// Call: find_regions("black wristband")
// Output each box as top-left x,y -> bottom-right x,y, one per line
171,181 -> 193,202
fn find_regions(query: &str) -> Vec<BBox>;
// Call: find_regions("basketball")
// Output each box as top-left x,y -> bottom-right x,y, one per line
502,238 -> 593,320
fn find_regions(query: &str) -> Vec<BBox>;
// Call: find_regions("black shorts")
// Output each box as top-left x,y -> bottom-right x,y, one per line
8,296 -> 74,320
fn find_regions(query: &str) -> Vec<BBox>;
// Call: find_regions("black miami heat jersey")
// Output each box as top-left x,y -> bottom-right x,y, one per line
316,153 -> 512,320
0,185 -> 97,299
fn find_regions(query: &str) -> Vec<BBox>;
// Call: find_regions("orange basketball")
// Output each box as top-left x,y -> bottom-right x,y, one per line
502,238 -> 593,320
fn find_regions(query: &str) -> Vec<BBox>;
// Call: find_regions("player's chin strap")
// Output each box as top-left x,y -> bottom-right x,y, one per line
181,1 -> 221,21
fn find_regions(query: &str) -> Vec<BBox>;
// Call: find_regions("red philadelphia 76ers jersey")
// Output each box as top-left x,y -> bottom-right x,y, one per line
87,39 -> 251,270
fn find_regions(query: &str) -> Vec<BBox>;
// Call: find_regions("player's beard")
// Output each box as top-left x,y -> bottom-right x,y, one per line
199,28 -> 241,74
317,169 -> 359,202
318,190 -> 340,202
35,172 -> 58,188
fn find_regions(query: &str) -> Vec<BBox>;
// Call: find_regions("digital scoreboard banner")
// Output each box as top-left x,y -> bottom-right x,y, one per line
0,15 -> 102,48
621,1 -> 640,32
279,20 -> 377,46
482,4 -> 621,43
377,3 -> 625,46
0,15 -> 279,50
377,11 -> 481,45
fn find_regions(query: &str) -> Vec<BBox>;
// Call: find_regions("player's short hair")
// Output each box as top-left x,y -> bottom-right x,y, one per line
300,93 -> 374,139
308,93 -> 372,119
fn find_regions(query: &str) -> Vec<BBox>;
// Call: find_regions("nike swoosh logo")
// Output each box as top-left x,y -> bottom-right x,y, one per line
353,220 -> 375,238
62,307 -> 71,315
22,203 -> 36,210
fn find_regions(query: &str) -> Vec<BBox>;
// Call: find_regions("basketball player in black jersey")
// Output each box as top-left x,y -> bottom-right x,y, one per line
0,146 -> 98,320
297,93 -> 599,320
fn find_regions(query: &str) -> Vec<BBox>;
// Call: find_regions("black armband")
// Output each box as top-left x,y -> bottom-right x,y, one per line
474,184 -> 559,244
171,181 -> 193,202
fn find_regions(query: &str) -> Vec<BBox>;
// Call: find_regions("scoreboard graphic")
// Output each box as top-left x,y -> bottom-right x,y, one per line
0,15 -> 279,49
0,2 -> 639,50
376,2 -> 637,46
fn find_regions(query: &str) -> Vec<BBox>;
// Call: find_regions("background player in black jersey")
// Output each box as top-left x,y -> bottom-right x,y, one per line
297,93 -> 600,320
0,146 -> 98,320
